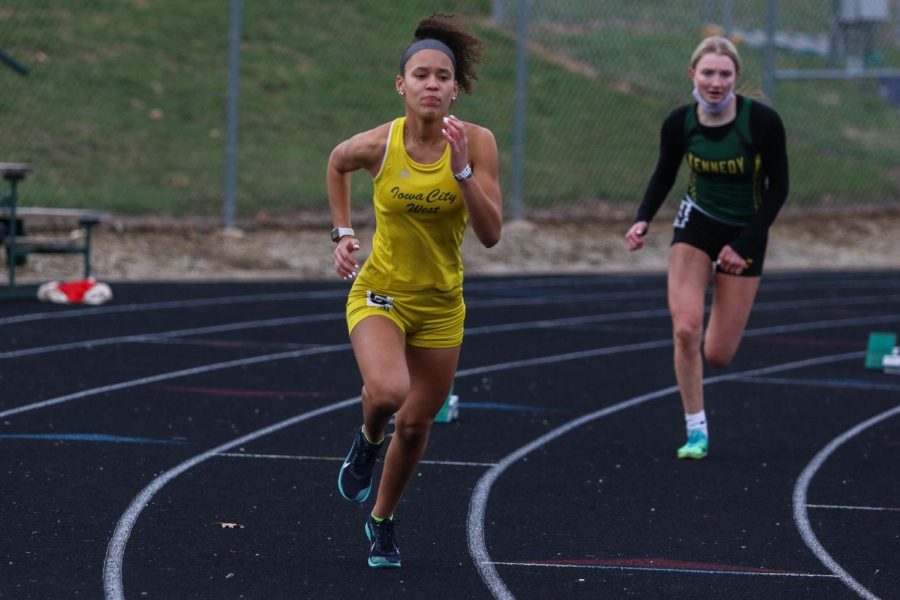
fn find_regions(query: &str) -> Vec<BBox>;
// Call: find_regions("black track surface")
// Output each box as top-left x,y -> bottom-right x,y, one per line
1,271 -> 898,599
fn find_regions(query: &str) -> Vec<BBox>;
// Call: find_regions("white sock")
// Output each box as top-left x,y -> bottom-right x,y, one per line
685,410 -> 708,436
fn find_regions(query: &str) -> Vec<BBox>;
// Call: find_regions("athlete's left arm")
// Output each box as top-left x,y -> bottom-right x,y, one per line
729,103 -> 790,258
443,117 -> 502,248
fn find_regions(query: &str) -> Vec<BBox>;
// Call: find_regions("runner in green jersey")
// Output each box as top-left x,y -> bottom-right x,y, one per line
624,36 -> 789,460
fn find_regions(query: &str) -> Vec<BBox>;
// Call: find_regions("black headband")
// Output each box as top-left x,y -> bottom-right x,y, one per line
399,39 -> 457,73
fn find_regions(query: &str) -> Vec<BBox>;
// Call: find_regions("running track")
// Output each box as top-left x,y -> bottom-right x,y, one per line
1,271 -> 898,599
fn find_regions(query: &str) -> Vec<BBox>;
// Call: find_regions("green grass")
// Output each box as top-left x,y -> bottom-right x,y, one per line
0,0 -> 897,218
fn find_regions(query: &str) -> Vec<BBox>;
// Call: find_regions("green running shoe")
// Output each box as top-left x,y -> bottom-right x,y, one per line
677,429 -> 709,459
365,515 -> 401,568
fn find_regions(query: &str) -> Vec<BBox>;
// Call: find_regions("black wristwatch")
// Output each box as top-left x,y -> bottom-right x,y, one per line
331,227 -> 355,242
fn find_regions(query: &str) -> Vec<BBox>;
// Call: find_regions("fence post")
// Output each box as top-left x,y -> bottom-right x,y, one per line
510,0 -> 530,221
223,0 -> 242,230
763,0 -> 778,104
722,0 -> 734,34
492,0 -> 506,26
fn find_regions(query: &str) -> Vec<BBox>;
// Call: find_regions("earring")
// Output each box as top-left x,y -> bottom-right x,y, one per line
452,96 -> 457,101
398,90 -> 405,96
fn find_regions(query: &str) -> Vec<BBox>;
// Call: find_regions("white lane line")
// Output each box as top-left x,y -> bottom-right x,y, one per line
4,281 -> 647,328
0,289 -> 347,326
103,408 -> 493,600
807,504 -> 900,513
215,452 -> 497,468
0,288 -> 666,358
734,376 -> 900,393
741,312 -> 900,338
101,339 -> 684,598
0,312 -> 343,360
6,291 -> 899,362
6,306 -> 898,420
99,339 -> 880,599
12,296 -> 884,598
217,452 -> 345,461
5,272 -> 899,327
793,404 -> 900,600
467,351 -> 865,600
488,561 -> 838,578
103,350 -> 860,599
103,395 -> 360,600
0,343 -> 350,419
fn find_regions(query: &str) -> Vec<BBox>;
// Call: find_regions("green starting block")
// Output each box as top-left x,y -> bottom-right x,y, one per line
434,384 -> 459,423
865,332 -> 897,370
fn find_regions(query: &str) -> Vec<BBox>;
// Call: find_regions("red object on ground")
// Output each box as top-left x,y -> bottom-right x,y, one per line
37,277 -> 113,305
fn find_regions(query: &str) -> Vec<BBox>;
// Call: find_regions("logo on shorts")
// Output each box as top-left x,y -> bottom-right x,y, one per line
674,198 -> 693,229
366,291 -> 394,311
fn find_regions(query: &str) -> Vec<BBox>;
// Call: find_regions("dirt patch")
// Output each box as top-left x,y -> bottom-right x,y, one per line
5,212 -> 899,285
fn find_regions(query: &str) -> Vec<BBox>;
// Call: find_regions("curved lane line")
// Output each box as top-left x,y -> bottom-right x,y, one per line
4,281 -> 648,328
0,290 -> 346,326
0,312 -> 343,360
5,272 -> 900,327
99,338 -> 681,599
792,404 -> 900,600
99,340 -> 884,598
6,308 -> 900,420
101,347 -> 858,598
467,351 -> 866,600
102,395 -> 361,600
1,301 -> 886,596
5,292 -> 899,362
0,343 -> 350,419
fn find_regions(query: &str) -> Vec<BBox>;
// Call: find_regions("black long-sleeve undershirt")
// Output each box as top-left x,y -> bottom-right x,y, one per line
636,97 -> 790,258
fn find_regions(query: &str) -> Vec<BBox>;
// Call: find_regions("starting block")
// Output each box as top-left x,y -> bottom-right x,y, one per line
883,348 -> 900,375
434,385 -> 459,423
865,332 -> 897,370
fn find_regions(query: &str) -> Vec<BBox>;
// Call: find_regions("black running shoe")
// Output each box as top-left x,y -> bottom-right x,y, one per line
337,427 -> 382,502
365,514 -> 401,568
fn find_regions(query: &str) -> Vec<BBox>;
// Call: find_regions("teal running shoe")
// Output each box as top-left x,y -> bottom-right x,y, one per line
365,515 -> 401,568
677,429 -> 709,459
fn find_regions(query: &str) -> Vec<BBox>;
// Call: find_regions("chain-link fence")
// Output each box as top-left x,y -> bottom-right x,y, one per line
1,1 -> 898,225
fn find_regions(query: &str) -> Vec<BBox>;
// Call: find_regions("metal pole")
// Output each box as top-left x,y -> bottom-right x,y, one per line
223,0 -> 242,230
762,0 -> 778,104
703,0 -> 715,25
510,0 -> 530,221
722,0 -> 734,35
492,0 -> 506,27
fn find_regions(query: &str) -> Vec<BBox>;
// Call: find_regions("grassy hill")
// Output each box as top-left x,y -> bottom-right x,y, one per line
1,0 -> 898,219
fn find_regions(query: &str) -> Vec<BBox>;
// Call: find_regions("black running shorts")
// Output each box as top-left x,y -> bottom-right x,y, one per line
670,198 -> 766,277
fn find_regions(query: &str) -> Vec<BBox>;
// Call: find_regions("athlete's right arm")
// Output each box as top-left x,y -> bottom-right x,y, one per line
625,109 -> 685,252
327,124 -> 390,279
634,109 -> 686,225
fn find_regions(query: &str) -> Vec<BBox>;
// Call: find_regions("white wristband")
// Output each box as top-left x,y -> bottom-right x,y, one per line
453,163 -> 473,181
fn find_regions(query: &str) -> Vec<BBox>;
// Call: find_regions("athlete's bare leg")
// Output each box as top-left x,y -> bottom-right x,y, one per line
667,243 -> 713,415
373,343 -> 459,518
704,273 -> 761,367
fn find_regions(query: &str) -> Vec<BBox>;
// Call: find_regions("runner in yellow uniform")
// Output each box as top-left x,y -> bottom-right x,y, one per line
327,13 -> 502,568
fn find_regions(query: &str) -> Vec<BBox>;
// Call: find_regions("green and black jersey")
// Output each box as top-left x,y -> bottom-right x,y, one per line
636,95 -> 789,257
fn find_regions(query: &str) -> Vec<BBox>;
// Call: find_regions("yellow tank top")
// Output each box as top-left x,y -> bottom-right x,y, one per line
361,117 -> 468,291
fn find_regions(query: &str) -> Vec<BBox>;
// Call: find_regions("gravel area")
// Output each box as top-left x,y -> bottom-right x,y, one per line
6,212 -> 899,285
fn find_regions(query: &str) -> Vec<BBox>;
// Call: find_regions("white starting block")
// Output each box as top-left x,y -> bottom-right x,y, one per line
883,348 -> 900,375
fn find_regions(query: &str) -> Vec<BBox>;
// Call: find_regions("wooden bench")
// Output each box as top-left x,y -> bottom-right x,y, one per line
1,162 -> 109,298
